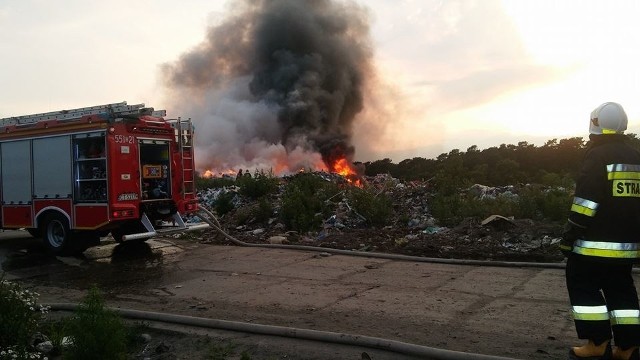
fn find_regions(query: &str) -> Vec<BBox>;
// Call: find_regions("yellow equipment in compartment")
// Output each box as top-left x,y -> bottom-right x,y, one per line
142,165 -> 163,179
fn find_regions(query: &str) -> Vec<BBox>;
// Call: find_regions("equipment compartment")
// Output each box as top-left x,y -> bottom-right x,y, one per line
73,132 -> 107,202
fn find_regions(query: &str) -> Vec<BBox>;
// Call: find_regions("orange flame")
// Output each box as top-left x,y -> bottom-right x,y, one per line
202,169 -> 236,178
330,157 -> 362,187
203,169 -> 215,178
332,158 -> 353,177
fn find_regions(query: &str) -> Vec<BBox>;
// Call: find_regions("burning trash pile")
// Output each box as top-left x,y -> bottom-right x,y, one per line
193,172 -> 566,263
161,0 -> 565,262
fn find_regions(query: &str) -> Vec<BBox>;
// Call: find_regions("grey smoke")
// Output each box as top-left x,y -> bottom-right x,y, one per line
162,0 -> 373,174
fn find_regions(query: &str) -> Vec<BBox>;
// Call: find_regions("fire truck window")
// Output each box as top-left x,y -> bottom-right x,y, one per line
76,137 -> 105,159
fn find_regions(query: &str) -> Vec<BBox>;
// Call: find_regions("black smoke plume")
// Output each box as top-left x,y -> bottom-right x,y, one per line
162,0 -> 373,174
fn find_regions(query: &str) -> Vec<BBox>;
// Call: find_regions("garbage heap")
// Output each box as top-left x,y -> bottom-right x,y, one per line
195,173 -> 565,262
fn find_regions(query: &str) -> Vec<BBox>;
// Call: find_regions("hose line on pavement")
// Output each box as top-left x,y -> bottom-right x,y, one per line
46,303 -> 518,360
196,206 -> 567,270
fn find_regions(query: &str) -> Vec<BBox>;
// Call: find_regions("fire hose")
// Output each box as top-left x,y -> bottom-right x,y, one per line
45,303 -> 518,360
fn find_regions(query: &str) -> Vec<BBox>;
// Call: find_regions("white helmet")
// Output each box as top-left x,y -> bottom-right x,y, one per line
590,102 -> 627,135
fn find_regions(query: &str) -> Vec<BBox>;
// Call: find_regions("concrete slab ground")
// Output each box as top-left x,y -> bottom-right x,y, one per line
2,231 -> 630,359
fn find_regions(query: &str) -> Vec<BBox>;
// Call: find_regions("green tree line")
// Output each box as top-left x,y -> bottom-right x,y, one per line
363,134 -> 640,187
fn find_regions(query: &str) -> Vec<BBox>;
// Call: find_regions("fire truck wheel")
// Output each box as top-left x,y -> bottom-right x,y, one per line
42,213 -> 72,255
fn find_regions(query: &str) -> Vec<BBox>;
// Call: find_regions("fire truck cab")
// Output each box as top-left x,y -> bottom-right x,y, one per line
0,102 -> 208,255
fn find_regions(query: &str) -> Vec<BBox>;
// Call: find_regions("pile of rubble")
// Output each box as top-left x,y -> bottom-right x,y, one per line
195,173 -> 565,263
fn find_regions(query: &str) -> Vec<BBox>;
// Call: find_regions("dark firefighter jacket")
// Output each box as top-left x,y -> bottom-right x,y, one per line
565,134 -> 640,262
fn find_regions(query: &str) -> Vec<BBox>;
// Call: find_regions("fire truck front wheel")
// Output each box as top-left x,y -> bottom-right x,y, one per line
42,213 -> 73,255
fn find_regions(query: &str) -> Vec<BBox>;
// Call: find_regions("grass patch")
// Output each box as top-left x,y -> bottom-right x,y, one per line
63,285 -> 129,360
0,277 -> 49,359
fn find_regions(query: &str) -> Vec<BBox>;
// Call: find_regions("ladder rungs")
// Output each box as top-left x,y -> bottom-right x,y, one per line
0,101 -> 165,128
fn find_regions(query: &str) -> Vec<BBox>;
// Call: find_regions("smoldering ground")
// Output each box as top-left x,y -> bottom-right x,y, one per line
162,0 -> 377,174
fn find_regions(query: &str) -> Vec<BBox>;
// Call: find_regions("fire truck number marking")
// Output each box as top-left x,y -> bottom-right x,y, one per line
117,193 -> 139,201
114,135 -> 134,144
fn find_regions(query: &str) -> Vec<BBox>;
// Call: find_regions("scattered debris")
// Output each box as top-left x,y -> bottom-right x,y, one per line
194,173 -> 565,263
481,215 -> 516,228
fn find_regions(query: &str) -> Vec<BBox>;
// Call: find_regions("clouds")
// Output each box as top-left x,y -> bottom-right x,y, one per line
355,0 -> 564,159
2,0 -> 639,165
0,0 -> 219,115
371,0 -> 562,109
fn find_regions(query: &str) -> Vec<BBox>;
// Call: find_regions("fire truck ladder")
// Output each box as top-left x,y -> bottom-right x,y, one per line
0,101 -> 166,127
175,117 -> 196,198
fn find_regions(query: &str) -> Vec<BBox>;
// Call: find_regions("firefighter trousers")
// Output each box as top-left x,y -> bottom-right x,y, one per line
566,255 -> 640,349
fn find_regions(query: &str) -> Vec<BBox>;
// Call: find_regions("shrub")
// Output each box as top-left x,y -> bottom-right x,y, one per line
237,170 -> 279,199
214,191 -> 236,216
430,185 -> 572,226
279,173 -> 332,232
64,285 -> 128,360
0,278 -> 49,359
517,186 -> 572,221
38,319 -> 66,357
254,197 -> 274,223
347,188 -> 393,226
539,188 -> 572,221
231,198 -> 273,226
430,192 -> 465,227
280,186 -> 324,232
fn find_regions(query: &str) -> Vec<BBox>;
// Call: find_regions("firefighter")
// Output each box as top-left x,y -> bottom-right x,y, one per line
561,102 -> 640,360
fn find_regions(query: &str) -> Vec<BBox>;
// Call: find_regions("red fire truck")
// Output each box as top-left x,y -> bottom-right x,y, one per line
0,101 -> 208,254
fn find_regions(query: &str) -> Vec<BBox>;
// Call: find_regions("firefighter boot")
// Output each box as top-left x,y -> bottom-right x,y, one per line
569,340 -> 612,359
613,346 -> 639,360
